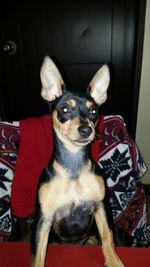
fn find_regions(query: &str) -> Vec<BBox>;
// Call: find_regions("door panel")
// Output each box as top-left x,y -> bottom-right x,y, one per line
17,1 -> 111,64
0,0 -> 145,138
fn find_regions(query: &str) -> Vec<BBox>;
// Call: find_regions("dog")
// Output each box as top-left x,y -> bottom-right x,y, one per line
30,56 -> 125,267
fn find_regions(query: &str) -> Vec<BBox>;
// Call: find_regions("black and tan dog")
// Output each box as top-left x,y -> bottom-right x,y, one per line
31,57 -> 125,267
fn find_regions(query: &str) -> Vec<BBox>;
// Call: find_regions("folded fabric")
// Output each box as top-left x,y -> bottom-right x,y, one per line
11,115 -> 53,217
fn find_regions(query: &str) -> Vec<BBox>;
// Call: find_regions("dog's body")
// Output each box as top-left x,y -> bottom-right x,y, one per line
31,57 -> 124,267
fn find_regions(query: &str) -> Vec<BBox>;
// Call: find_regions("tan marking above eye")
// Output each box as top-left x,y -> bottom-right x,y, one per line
67,99 -> 76,108
86,100 -> 94,109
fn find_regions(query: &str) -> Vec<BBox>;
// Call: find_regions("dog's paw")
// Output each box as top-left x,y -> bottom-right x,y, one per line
104,259 -> 125,267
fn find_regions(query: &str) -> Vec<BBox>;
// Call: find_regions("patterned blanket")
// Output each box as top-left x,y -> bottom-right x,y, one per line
97,116 -> 149,246
0,122 -> 19,241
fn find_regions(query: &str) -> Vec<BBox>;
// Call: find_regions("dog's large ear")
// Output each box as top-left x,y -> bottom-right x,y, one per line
88,64 -> 110,106
40,56 -> 65,102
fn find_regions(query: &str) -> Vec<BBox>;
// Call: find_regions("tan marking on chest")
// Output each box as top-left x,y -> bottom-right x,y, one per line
39,160 -> 105,216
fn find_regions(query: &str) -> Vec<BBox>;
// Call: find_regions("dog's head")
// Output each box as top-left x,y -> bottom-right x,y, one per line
40,56 -> 110,149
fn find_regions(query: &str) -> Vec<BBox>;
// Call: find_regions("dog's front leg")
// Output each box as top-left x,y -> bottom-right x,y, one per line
31,215 -> 53,267
95,204 -> 125,267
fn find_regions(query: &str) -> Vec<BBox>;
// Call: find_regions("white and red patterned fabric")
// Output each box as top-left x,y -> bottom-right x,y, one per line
0,122 -> 19,241
96,115 -> 149,246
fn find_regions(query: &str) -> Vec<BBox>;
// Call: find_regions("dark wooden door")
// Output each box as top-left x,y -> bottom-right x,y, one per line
0,0 -> 146,138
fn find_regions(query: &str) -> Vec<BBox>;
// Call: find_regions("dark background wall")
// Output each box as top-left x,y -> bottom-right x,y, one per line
0,0 -> 146,139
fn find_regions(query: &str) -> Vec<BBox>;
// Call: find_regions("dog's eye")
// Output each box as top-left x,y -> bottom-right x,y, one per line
63,107 -> 68,113
59,105 -> 71,114
89,107 -> 98,115
90,108 -> 96,114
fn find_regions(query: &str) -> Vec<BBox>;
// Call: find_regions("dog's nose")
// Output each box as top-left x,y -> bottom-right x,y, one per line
78,126 -> 92,138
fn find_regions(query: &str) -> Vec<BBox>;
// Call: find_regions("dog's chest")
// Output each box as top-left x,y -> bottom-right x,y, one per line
39,160 -> 105,217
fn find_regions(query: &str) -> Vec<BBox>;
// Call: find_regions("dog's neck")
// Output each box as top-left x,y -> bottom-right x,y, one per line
53,131 -> 89,180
